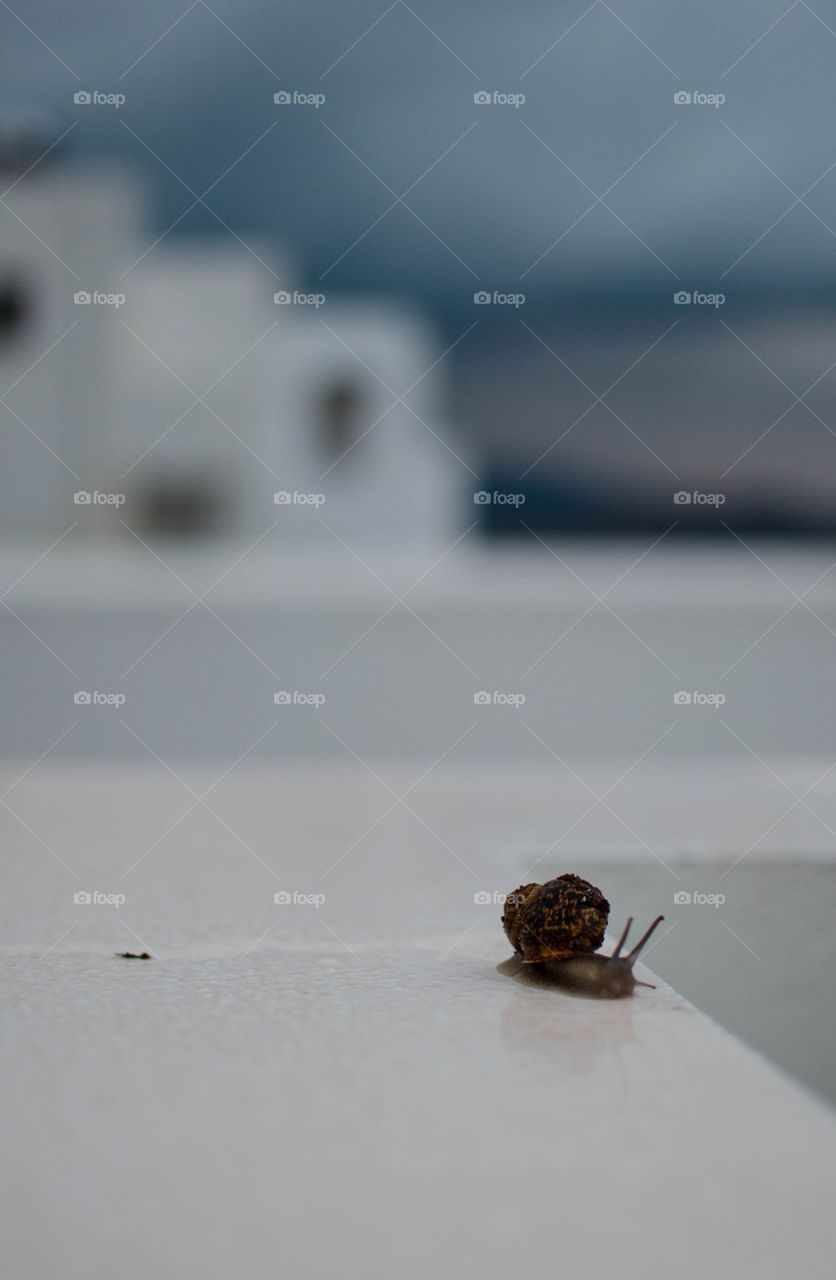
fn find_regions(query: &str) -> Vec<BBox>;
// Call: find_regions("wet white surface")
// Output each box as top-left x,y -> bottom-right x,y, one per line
2,765 -> 835,1279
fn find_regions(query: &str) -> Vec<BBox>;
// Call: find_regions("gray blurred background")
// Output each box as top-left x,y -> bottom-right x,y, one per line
4,0 -> 836,533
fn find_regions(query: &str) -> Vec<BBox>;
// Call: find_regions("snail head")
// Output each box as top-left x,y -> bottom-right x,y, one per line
598,915 -> 665,997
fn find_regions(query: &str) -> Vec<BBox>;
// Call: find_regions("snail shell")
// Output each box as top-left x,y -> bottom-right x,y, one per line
502,873 -> 610,964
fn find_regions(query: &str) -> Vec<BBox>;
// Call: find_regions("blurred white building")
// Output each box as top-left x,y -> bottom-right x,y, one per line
0,141 -> 461,547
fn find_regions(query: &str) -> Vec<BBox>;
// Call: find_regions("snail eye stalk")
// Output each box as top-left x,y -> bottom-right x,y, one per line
626,915 -> 665,964
610,916 -> 633,960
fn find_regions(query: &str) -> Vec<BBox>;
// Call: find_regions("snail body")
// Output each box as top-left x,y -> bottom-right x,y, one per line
537,916 -> 664,998
502,874 -> 664,998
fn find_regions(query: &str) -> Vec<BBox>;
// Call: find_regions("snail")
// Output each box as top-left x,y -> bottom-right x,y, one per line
501,873 -> 664,998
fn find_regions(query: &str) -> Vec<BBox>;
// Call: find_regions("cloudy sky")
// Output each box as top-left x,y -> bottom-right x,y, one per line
4,0 -> 836,318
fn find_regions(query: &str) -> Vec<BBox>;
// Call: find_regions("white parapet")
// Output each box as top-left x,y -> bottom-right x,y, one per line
1,762 -> 834,1280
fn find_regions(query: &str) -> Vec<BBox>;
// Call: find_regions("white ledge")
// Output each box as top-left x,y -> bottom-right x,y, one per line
4,540 -> 836,610
2,764 -> 834,1280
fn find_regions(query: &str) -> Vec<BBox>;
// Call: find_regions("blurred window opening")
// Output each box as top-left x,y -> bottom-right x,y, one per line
136,477 -> 228,537
0,278 -> 30,345
318,377 -> 365,464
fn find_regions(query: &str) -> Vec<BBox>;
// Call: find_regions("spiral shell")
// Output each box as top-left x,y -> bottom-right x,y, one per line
501,874 -> 609,963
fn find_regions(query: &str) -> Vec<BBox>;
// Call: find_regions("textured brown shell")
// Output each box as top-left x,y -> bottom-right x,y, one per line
502,874 -> 609,963
501,883 -> 540,954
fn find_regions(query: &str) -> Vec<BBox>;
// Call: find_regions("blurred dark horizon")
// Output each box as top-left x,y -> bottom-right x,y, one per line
6,124 -> 836,327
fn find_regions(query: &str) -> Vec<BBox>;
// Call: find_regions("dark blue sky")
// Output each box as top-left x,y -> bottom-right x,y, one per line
4,0 -> 836,321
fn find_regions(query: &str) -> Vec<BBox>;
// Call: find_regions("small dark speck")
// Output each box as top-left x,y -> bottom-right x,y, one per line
115,951 -> 152,960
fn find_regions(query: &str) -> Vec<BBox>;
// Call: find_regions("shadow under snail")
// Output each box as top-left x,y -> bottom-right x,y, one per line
501,873 -> 664,999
